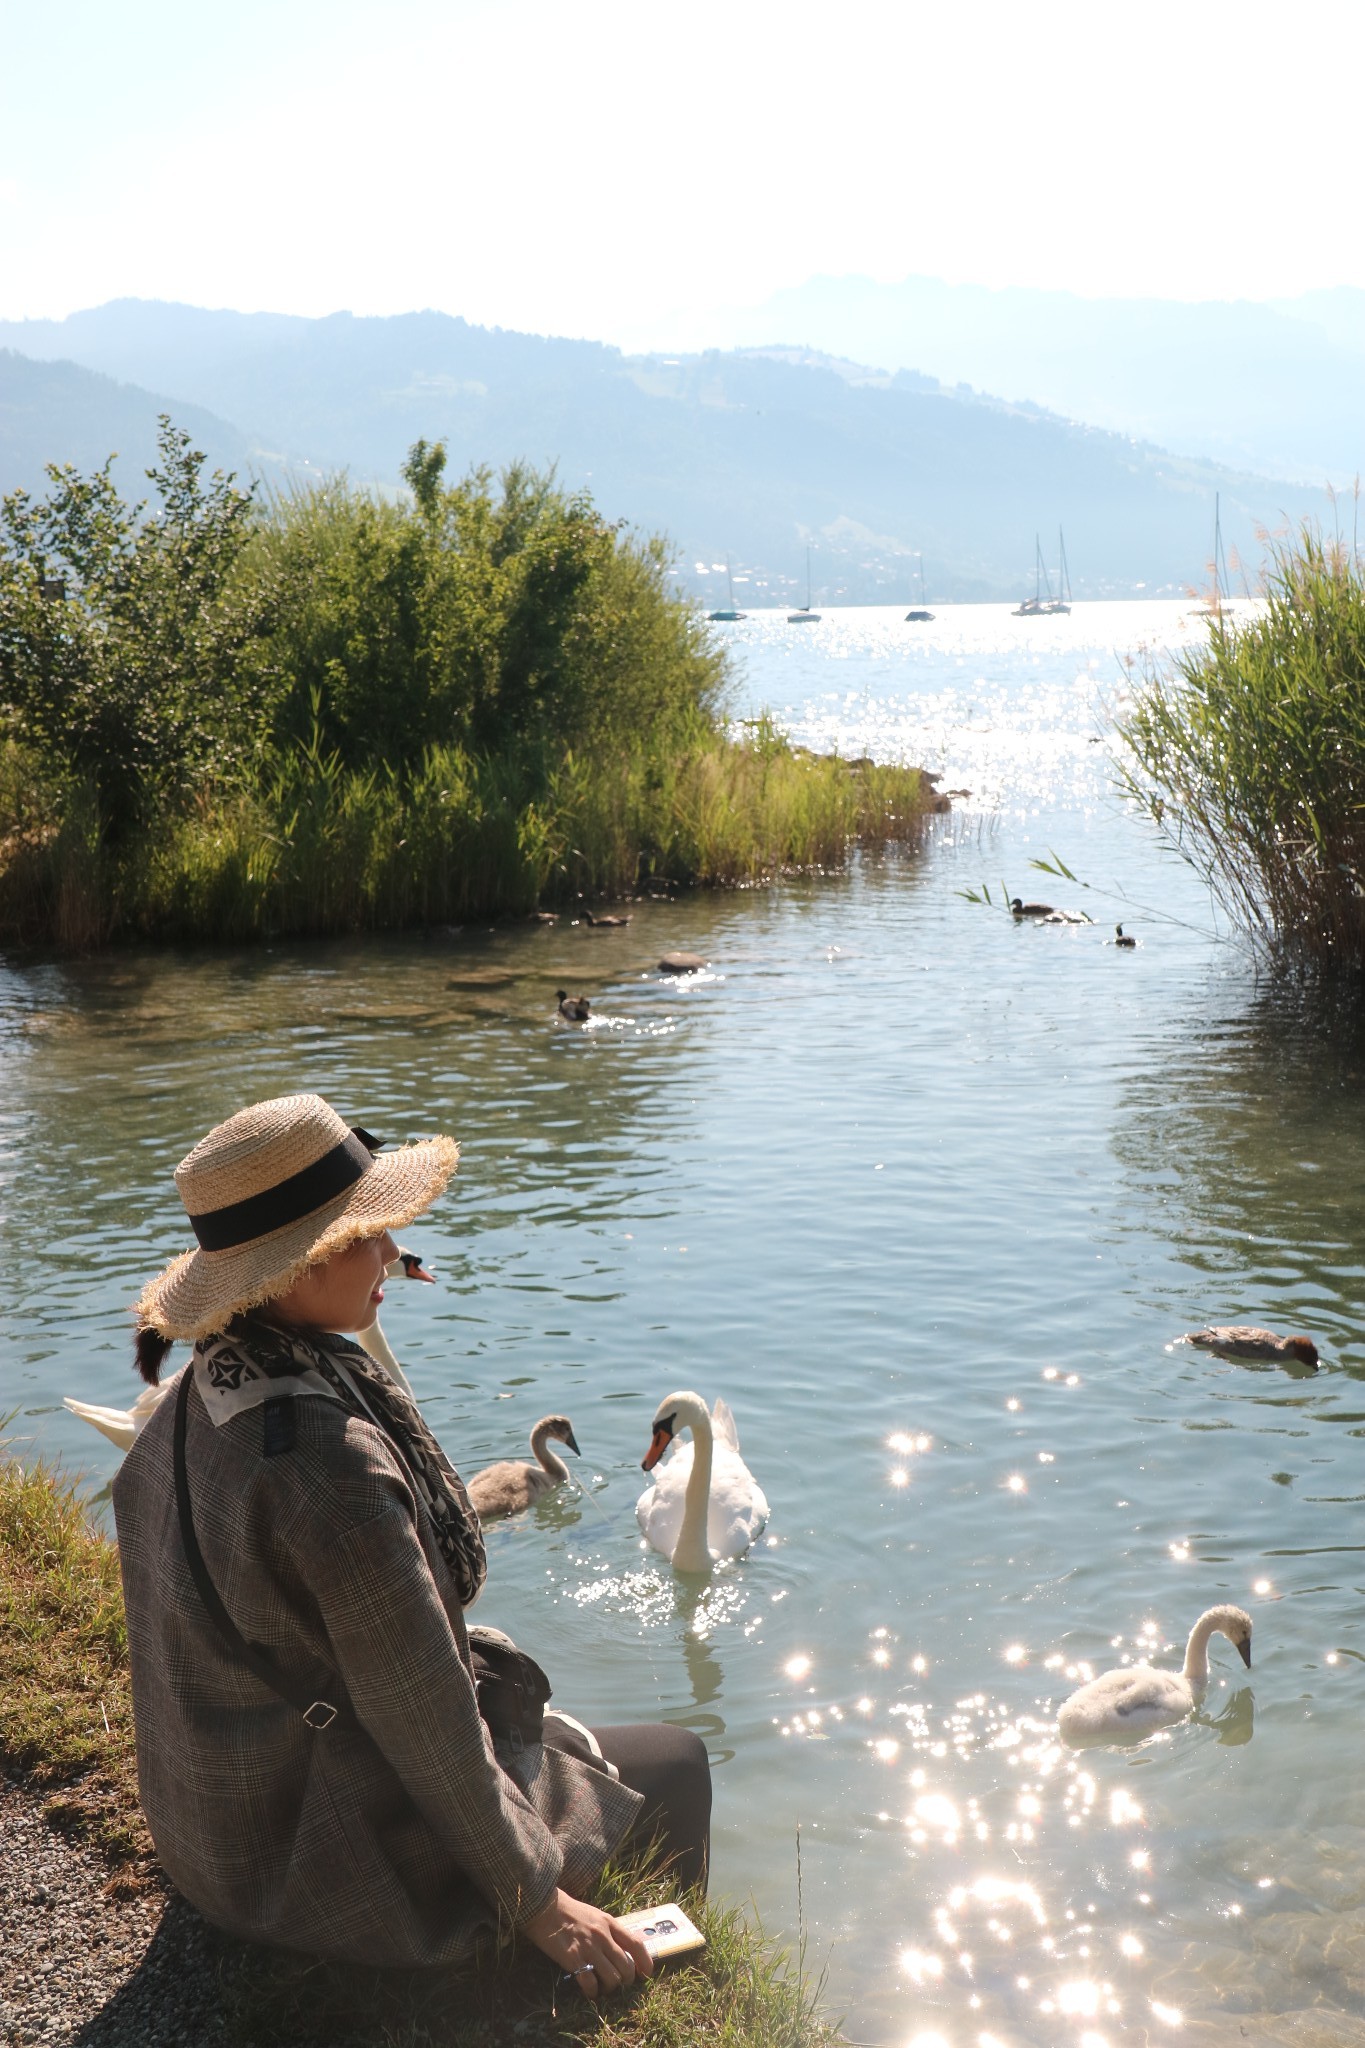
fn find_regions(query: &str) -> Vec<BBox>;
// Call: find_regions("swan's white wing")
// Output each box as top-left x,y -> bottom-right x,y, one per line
1058,1663 -> 1192,1742
705,1444 -> 769,1560
63,1399 -> 139,1453
711,1398 -> 740,1452
636,1439 -> 695,1559
63,1378 -> 173,1454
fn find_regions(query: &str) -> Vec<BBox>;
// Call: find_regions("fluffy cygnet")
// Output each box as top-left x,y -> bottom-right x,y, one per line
466,1415 -> 581,1521
1057,1605 -> 1253,1745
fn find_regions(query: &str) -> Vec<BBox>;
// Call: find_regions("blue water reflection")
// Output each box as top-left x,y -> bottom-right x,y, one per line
2,600 -> 1363,2044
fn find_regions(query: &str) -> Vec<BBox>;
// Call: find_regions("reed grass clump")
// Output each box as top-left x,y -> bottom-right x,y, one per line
1119,526 -> 1365,975
0,425 -> 932,949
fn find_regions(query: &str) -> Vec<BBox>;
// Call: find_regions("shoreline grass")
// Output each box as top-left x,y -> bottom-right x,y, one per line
0,1447 -> 846,2046
0,727 -> 934,952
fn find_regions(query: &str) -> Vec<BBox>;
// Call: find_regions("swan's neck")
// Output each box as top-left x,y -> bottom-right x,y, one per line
530,1423 -> 570,1484
672,1410 -> 714,1573
1181,1616 -> 1217,1692
355,1318 -> 417,1400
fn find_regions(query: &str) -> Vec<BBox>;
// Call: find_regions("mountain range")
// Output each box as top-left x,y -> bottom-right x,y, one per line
0,297 -> 1337,604
728,276 -> 1365,486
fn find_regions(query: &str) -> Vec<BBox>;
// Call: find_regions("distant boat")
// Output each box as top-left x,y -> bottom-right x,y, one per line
788,545 -> 822,623
905,555 -> 934,623
708,555 -> 746,623
1195,493 -> 1235,619
1013,528 -> 1071,617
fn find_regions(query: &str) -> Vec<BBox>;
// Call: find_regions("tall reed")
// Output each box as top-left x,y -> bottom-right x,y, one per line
1119,526 -> 1365,975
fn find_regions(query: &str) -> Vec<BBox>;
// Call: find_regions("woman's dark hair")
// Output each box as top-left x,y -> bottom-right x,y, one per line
135,1325 -> 174,1386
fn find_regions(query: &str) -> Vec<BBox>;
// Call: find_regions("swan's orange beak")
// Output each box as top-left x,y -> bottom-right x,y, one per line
398,1251 -> 436,1283
642,1424 -> 673,1472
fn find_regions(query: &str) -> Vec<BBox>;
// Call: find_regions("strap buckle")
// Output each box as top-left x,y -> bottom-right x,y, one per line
303,1700 -> 339,1731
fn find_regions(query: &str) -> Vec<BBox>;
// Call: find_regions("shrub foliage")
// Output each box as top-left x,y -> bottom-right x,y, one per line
0,422 -> 928,947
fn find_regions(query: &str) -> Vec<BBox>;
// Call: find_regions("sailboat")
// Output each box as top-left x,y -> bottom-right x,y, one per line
1013,529 -> 1071,617
1195,493 -> 1234,619
787,546 -> 821,624
708,555 -> 746,623
905,556 -> 934,623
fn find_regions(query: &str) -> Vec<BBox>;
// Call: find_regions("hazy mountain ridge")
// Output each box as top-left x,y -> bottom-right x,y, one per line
0,300 -> 1331,602
731,276 -> 1365,485
0,348 -> 261,501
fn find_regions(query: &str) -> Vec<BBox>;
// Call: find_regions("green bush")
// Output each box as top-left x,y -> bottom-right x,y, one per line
252,444 -> 727,772
0,421 -> 276,844
1119,525 -> 1365,975
0,423 -> 931,949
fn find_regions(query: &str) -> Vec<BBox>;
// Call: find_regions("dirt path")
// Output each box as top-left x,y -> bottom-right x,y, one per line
0,1778 -> 226,2047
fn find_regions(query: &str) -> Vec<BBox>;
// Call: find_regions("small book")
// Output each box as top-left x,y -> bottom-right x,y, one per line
617,1902 -> 706,1960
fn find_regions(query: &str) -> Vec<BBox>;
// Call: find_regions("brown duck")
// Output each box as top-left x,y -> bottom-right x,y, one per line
1185,1326 -> 1319,1369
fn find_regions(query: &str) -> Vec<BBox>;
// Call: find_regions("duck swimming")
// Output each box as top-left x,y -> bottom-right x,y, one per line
467,1415 -> 581,1521
1185,1326 -> 1319,1369
637,1390 -> 769,1572
1057,1605 -> 1253,1745
581,910 -> 632,928
556,989 -> 591,1021
1114,924 -> 1137,947
1011,897 -> 1088,924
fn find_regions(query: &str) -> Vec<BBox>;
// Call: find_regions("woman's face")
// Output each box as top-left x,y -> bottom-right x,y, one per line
268,1229 -> 399,1334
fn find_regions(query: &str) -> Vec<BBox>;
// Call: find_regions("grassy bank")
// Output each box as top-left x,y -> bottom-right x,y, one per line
0,425 -> 934,952
0,1448 -> 844,2047
0,1444 -> 149,1887
1119,525 -> 1365,975
0,724 -> 931,950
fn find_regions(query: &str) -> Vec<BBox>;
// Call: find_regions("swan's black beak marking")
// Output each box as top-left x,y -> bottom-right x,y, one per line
564,1427 -> 582,1457
1237,1639 -> 1252,1669
642,1414 -> 676,1471
398,1251 -> 436,1283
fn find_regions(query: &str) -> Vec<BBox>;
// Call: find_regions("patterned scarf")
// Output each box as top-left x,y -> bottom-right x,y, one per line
194,1316 -> 487,1609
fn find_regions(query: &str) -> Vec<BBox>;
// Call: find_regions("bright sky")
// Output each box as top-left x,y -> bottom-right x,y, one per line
2,0 -> 1359,345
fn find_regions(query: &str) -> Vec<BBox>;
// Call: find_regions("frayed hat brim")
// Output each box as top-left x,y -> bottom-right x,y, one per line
135,1136 -> 458,1342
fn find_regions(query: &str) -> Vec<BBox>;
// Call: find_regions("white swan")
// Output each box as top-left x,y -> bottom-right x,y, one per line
61,1379 -> 170,1454
353,1249 -> 433,1397
467,1415 -> 581,1521
1057,1605 -> 1253,1745
63,1249 -> 435,1451
636,1390 -> 769,1572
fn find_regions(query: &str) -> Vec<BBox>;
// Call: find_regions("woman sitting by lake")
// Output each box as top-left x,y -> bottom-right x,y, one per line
111,1092 -> 710,1998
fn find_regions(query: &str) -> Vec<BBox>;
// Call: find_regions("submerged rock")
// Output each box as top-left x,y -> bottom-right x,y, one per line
659,952 -> 707,973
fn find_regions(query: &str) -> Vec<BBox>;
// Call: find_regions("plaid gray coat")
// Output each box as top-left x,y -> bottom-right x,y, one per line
111,1374 -> 642,1967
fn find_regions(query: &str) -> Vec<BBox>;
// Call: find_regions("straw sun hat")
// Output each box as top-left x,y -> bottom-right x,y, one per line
136,1093 -> 459,1342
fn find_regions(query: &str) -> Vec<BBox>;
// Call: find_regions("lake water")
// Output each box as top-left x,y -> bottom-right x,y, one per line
3,601 -> 1364,2047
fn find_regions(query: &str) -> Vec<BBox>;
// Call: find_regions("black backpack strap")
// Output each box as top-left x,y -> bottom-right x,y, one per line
173,1365 -> 354,1732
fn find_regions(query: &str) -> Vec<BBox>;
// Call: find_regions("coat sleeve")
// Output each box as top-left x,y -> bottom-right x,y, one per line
303,1459 -> 564,1928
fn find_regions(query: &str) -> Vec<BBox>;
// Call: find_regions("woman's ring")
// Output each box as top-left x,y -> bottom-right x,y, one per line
575,1965 -> 596,1977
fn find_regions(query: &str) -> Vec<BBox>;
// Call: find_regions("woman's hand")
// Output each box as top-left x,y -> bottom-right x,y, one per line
522,1888 -> 655,2001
